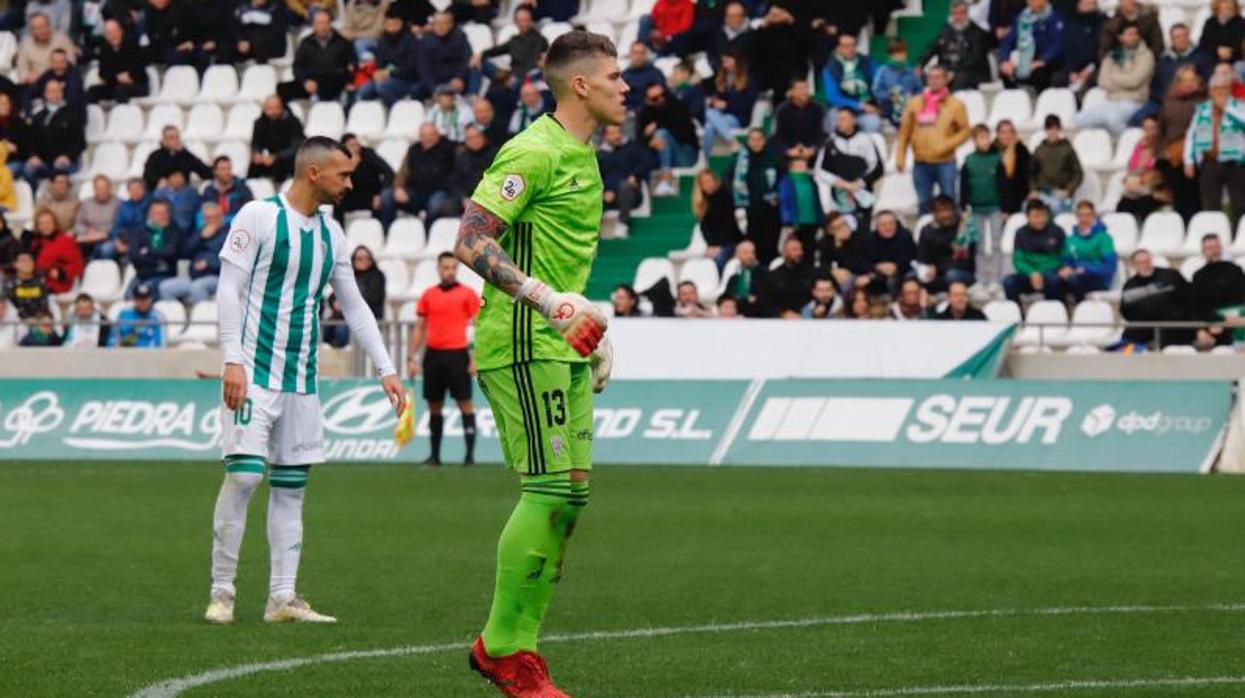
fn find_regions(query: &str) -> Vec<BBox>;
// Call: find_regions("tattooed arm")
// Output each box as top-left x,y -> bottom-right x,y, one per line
455,199 -> 526,296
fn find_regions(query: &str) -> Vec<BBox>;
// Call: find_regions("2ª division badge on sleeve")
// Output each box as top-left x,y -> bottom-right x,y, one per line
500,174 -> 526,201
228,229 -> 251,253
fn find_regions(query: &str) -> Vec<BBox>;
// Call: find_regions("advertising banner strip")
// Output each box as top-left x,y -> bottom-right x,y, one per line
0,379 -> 1230,473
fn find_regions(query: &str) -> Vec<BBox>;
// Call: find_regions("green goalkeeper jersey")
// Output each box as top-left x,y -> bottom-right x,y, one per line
471,114 -> 603,371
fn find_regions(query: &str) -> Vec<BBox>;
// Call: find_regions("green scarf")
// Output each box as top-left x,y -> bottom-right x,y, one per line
835,54 -> 870,101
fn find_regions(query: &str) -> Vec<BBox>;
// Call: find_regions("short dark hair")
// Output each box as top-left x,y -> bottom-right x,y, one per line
614,284 -> 638,301
149,199 -> 171,213
212,155 -> 231,167
1203,233 -> 1222,244
947,280 -> 969,294
1026,198 -> 1049,214
931,194 -> 955,210
1118,20 -> 1140,35
74,292 -> 94,304
14,250 -> 32,261
437,251 -> 456,263
716,295 -> 738,309
513,3 -> 533,19
294,136 -> 351,173
1076,199 -> 1095,212
1131,248 -> 1152,261
887,37 -> 908,55
1044,114 -> 1062,129
972,123 -> 991,138
544,30 -> 618,95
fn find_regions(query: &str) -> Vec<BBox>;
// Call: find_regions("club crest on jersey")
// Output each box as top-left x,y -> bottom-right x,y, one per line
500,174 -> 525,201
550,435 -> 565,457
229,229 -> 251,253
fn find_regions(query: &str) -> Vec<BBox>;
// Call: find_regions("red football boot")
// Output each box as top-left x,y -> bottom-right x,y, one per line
469,637 -> 571,698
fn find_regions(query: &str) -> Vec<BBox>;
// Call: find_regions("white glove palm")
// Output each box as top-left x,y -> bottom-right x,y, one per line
589,336 -> 613,393
519,279 -> 608,357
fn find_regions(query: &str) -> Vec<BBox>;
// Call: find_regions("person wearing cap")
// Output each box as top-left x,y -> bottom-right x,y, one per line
426,84 -> 473,143
1184,68 -> 1245,226
109,282 -> 165,348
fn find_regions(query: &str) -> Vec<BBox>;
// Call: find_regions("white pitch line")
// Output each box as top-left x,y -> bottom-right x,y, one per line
694,675 -> 1245,698
129,602 -> 1245,698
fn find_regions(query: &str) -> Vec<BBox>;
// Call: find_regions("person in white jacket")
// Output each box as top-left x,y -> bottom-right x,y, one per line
813,108 -> 884,229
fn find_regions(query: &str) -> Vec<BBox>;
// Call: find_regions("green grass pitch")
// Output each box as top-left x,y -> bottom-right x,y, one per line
2,461 -> 1244,697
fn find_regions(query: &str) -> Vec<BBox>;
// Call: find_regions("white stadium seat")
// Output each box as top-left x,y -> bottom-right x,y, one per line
379,217 -> 426,261
459,264 -> 484,297
875,174 -> 918,217
1080,87 -> 1107,115
80,260 -> 122,304
153,300 -> 187,340
462,23 -> 494,53
1029,88 -> 1077,130
1056,300 -> 1119,348
629,0 -> 657,21
385,100 -> 425,139
153,65 -> 200,105
128,142 -> 157,179
90,142 -> 129,181
1102,212 -> 1138,256
1138,211 -> 1187,257
983,300 -> 1022,324
1100,171 -> 1126,211
246,178 -> 275,200
633,257 -> 675,294
1111,128 -> 1144,170
1182,211 -> 1231,255
184,104 -> 224,142
1232,218 -> 1245,256
1179,255 -> 1206,281
668,224 -> 707,261
86,104 -> 106,144
616,20 -> 640,54
1001,212 -> 1027,256
103,103 -> 144,144
1065,344 -> 1101,354
345,100 -> 386,143
422,218 -> 460,259
1016,300 -> 1069,347
233,65 -> 277,104
540,22 -> 574,44
677,258 -> 720,305
1072,128 -> 1113,171
376,138 -> 408,171
987,89 -> 1032,128
143,103 -> 185,141
9,180 -> 32,226
196,65 -> 238,104
305,102 -> 345,140
345,218 -> 385,254
494,23 -> 519,48
1161,344 -> 1197,355
1054,212 -> 1076,234
184,140 -> 210,166
954,90 -> 986,127
222,103 -> 262,142
377,258 -> 412,301
407,259 -> 440,298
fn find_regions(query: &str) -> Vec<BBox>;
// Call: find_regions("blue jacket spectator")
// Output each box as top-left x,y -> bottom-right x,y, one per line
183,220 -> 225,280
999,0 -> 1066,90
598,134 -> 658,193
1063,3 -> 1105,79
201,167 -> 253,226
671,66 -> 707,124
872,59 -> 921,128
152,173 -> 202,236
122,202 -> 182,290
418,13 -> 472,96
109,284 -> 164,348
622,42 -> 665,111
822,37 -> 877,115
110,181 -> 150,245
376,19 -> 421,82
777,161 -> 825,228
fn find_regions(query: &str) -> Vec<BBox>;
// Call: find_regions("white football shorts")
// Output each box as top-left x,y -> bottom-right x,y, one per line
220,384 -> 325,465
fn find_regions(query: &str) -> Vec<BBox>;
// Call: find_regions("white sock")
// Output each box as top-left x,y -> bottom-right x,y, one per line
211,470 -> 263,597
267,481 -> 306,603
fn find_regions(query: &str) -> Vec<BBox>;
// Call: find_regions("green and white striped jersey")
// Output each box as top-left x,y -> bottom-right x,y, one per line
219,195 -> 345,394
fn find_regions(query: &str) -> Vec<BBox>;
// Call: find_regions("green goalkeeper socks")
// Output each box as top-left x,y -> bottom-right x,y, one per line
481,475 -> 589,656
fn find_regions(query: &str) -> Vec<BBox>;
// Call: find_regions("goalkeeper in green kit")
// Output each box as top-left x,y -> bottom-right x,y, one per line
454,30 -> 624,698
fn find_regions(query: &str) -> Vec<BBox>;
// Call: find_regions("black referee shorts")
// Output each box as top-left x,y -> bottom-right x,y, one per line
422,348 -> 473,402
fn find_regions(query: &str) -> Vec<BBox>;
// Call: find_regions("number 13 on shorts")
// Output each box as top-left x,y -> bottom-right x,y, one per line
478,361 -> 594,475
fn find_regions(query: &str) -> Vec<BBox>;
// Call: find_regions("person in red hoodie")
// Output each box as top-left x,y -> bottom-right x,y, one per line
26,207 -> 83,295
641,0 -> 694,54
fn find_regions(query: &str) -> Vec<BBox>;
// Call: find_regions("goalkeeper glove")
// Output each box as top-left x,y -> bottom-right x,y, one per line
589,336 -> 613,394
518,278 -> 608,357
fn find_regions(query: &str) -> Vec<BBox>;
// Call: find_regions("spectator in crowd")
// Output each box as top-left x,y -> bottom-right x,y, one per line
778,156 -> 824,259
873,38 -> 922,130
358,11 -> 423,106
338,133 -> 392,221
717,296 -> 742,318
731,128 -> 780,264
380,122 -> 456,227
87,20 -> 149,103
0,150 -> 13,213
612,284 -> 643,317
1117,114 -> 1167,221
32,49 -> 84,124
180,0 -> 233,68
916,194 -> 976,292
1074,21 -> 1155,136
674,280 -> 712,318
23,79 -> 84,192
107,178 -> 149,260
1064,0 -> 1106,93
0,212 -> 18,276
1003,199 -> 1066,301
153,171 -> 202,234
1198,0 -> 1245,65
482,65 -> 518,123
385,0 -> 437,28
860,210 -> 917,297
235,0 -> 290,63
471,98 -> 508,147
528,0 -> 577,22
509,82 -> 550,134
823,33 -> 881,134
17,13 -> 75,86
999,0 -> 1067,91
1156,65 -> 1205,222
449,0 -> 499,25
801,275 -> 841,319
598,123 -> 655,240
4,250 -> 50,319
642,0 -> 695,54
0,92 -> 27,180
1133,24 -> 1211,125
26,0 -> 73,36
702,51 -> 757,160
693,168 -> 743,270
622,43 -> 665,113
1183,71 -> 1245,226
815,108 -> 883,233
919,1 -> 991,91
990,0 -> 1028,42
721,239 -> 767,317
934,280 -> 986,320
143,126 -> 211,191
72,175 -> 118,259
418,12 -> 472,97
670,61 -> 707,125
473,5 -> 547,81
1120,248 -> 1194,347
202,157 -> 253,226
1045,199 -> 1118,301
286,0 -> 340,23
448,124 -> 495,212
342,0 -> 388,57
639,83 -> 698,197
144,0 -> 183,67
109,281 -> 163,347
20,312 -> 62,346
62,292 -> 110,348
750,2 -> 813,96
960,124 -> 1006,294
1031,114 -> 1083,213
321,294 -> 350,347
1100,0 -> 1164,62
352,245 -> 386,319
818,211 -> 868,295
36,170 -> 78,231
890,277 -> 930,320
843,287 -> 876,319
119,199 -> 180,297
896,65 -> 971,214
250,95 -> 305,182
278,10 -> 354,103
1192,233 -> 1245,324
27,207 -> 83,294
994,119 -> 1033,217
159,201 -> 225,305
709,1 -> 753,71
773,79 -> 825,165
764,235 -> 814,318
427,84 -> 473,142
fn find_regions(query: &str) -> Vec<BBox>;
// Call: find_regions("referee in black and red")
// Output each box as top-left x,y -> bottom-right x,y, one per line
407,252 -> 482,465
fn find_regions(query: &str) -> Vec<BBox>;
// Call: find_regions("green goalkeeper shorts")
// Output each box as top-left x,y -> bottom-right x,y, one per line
478,361 -> 594,475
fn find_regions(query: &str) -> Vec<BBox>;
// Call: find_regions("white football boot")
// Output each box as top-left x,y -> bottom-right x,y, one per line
204,591 -> 235,624
263,596 -> 337,623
